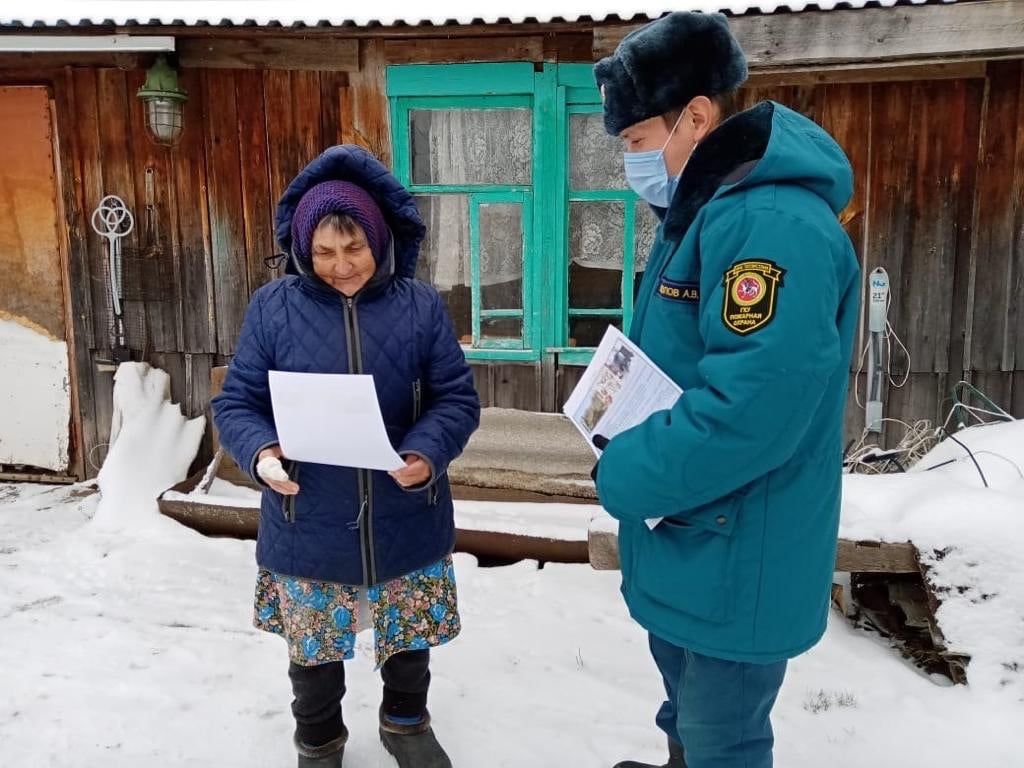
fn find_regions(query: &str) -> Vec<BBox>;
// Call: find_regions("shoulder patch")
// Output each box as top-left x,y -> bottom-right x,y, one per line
722,260 -> 786,335
657,277 -> 700,304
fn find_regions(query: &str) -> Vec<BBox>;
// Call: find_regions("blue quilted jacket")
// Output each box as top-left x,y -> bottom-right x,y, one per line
211,146 -> 480,586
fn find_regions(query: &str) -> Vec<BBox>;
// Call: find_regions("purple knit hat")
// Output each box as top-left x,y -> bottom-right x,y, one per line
290,180 -> 391,265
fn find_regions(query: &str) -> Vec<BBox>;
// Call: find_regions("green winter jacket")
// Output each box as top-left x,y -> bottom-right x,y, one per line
596,102 -> 861,663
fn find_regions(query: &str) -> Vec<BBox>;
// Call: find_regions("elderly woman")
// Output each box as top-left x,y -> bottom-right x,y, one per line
212,146 -> 480,768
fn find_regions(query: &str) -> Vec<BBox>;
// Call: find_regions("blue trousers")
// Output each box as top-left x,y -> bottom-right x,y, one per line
649,633 -> 787,768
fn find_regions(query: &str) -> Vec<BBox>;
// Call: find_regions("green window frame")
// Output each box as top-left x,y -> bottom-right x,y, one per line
388,63 -> 652,365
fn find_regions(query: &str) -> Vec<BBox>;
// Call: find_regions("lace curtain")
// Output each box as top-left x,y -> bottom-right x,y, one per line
412,109 -> 530,290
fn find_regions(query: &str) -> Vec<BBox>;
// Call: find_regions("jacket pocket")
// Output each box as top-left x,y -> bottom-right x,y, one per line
632,495 -> 741,624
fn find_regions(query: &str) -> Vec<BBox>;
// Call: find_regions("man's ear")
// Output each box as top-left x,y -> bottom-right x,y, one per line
687,96 -> 718,143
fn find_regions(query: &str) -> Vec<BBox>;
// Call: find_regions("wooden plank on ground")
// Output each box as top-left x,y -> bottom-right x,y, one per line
593,1 -> 1024,65
836,539 -> 920,573
178,37 -> 359,72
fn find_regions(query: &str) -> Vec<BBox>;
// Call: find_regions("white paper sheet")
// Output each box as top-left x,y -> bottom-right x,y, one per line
563,326 -> 683,529
268,371 -> 405,471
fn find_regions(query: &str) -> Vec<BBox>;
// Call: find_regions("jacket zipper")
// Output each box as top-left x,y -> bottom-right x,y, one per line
412,378 -> 440,506
412,379 -> 422,421
343,296 -> 376,586
283,461 -> 301,523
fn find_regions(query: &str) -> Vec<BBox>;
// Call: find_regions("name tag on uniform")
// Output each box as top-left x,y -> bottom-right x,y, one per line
657,277 -> 700,304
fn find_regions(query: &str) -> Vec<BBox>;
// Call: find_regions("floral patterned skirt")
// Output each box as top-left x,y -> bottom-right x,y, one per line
254,556 -> 460,668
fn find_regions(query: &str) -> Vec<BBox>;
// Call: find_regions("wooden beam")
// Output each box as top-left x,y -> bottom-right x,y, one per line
0,52 -> 143,70
745,59 -> 987,88
177,37 -> 359,71
835,539 -> 920,573
595,1 -> 1024,65
382,36 -> 544,64
0,470 -> 77,484
588,529 -> 921,574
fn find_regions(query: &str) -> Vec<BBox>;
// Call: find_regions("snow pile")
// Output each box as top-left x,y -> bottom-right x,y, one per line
93,363 -> 205,531
841,420 -> 1024,694
0,317 -> 70,472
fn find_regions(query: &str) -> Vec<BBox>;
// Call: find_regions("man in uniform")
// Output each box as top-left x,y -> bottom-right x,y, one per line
591,12 -> 861,768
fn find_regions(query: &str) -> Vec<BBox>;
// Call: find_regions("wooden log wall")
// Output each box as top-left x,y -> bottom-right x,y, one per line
3,40 -> 1023,478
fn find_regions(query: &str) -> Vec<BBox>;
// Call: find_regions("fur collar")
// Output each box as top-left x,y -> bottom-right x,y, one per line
661,101 -> 775,241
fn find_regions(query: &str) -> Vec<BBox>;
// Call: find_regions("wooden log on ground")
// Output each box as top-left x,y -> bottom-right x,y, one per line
588,527 -> 920,574
158,472 -> 594,564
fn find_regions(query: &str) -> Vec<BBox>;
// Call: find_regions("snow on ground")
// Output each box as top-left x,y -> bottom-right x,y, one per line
841,419 -> 1024,695
1,365 -> 1021,766
1,483 -> 1022,767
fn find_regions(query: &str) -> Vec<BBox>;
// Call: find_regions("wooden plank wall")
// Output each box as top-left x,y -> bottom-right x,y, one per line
4,48 -> 1024,477
2,57 -> 390,476
734,74 -> 1021,445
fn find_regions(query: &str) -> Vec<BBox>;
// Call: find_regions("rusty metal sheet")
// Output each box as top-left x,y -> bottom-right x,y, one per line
0,85 -> 66,341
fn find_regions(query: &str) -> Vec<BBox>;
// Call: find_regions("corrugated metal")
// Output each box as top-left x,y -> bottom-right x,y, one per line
0,0 -> 957,29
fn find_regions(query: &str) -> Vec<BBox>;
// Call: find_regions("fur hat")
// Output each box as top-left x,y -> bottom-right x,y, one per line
594,12 -> 748,136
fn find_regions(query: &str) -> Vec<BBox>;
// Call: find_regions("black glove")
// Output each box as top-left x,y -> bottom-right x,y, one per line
590,434 -> 610,482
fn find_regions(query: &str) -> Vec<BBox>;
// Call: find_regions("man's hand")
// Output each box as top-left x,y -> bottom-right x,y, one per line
257,446 -> 300,496
389,455 -> 432,488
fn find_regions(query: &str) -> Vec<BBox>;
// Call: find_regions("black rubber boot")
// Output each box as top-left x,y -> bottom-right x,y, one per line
379,709 -> 453,768
295,727 -> 347,768
613,738 -> 686,768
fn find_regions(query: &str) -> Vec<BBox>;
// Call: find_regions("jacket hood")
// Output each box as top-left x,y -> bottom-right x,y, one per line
662,101 -> 854,241
275,145 -> 426,280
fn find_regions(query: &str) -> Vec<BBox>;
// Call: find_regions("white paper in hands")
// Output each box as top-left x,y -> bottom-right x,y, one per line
562,327 -> 683,530
268,371 -> 405,471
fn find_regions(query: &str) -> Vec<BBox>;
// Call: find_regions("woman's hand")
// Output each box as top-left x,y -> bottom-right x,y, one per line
257,446 -> 300,496
389,455 -> 432,488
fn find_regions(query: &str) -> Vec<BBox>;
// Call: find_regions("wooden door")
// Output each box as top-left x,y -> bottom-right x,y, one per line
0,85 -> 72,473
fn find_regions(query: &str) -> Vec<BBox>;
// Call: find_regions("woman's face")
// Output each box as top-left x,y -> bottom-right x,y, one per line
311,221 -> 377,297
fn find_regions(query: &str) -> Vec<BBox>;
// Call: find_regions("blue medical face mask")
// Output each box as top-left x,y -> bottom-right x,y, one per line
623,111 -> 691,208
